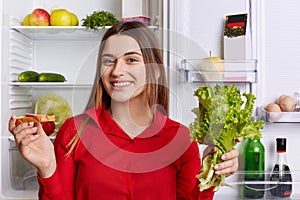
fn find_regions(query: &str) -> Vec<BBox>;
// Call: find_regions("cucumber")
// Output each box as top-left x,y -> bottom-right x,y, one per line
18,71 -> 40,82
38,73 -> 66,82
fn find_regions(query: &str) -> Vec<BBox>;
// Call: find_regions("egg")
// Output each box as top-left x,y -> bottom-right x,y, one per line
276,95 -> 287,105
265,103 -> 281,112
279,95 -> 296,112
265,103 -> 282,122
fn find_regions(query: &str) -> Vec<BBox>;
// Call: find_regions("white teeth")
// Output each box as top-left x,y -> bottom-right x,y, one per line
112,81 -> 131,87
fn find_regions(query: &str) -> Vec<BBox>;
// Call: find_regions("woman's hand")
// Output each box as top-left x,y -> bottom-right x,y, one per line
214,148 -> 239,176
8,115 -> 56,178
203,138 -> 241,177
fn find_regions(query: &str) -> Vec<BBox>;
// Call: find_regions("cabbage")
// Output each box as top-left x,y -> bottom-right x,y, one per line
34,93 -> 73,134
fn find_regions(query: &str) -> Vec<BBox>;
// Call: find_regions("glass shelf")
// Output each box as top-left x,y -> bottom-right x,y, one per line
10,81 -> 93,88
10,25 -> 159,41
214,170 -> 298,199
179,59 -> 257,83
257,106 -> 300,123
10,26 -> 108,41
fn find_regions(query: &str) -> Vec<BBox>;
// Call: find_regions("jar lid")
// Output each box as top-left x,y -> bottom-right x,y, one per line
276,138 -> 286,152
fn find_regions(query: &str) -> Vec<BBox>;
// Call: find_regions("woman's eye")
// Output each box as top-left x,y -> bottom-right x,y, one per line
128,58 -> 138,63
102,59 -> 114,65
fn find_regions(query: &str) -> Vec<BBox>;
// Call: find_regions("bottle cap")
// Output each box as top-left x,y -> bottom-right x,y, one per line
276,138 -> 286,152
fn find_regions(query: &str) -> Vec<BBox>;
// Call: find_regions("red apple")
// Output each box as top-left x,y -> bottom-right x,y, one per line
29,8 -> 50,26
40,121 -> 56,136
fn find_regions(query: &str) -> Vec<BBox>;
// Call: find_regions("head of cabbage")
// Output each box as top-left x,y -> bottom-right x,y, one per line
34,93 -> 73,135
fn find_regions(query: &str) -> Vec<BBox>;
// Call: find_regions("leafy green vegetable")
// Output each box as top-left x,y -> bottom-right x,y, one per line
82,10 -> 119,30
34,93 -> 73,134
189,84 -> 264,192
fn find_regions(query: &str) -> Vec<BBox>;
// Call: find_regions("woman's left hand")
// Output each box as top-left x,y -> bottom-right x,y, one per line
214,148 -> 239,177
203,137 -> 241,177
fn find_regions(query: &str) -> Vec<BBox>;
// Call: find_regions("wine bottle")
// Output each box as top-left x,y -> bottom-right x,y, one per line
270,138 -> 292,197
243,138 -> 265,199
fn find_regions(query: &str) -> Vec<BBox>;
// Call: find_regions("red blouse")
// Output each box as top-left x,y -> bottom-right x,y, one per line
38,105 -> 214,199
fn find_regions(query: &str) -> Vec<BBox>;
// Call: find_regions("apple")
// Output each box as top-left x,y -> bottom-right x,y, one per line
22,14 -> 31,26
50,9 -> 72,26
200,52 -> 224,81
69,12 -> 79,26
40,121 -> 56,136
29,8 -> 50,26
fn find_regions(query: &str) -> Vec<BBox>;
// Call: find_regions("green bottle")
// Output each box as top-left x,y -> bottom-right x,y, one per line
243,138 -> 265,198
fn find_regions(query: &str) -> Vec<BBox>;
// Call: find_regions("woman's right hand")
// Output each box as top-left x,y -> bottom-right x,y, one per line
8,114 -> 56,178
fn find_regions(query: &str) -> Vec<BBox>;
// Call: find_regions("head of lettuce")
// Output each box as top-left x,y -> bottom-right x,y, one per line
189,84 -> 264,192
34,93 -> 73,135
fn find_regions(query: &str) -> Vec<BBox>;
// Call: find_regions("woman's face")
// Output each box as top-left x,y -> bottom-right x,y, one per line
101,35 -> 147,103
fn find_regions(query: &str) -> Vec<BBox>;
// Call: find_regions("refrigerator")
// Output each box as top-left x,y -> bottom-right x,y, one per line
168,0 -> 300,199
1,0 -> 300,199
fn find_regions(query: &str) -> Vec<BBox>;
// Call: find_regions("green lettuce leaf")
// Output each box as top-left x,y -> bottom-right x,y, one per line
189,84 -> 263,192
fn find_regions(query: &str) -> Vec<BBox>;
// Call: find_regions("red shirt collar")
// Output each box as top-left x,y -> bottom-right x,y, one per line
84,104 -> 180,139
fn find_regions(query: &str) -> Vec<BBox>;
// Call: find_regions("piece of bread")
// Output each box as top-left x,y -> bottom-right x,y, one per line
15,116 -> 38,126
25,113 -> 55,122
15,113 -> 56,136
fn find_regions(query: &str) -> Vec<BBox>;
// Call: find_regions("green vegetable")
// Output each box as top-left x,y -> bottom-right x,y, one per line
38,73 -> 66,82
82,10 -> 119,30
189,84 -> 264,192
35,93 -> 73,133
18,71 -> 39,82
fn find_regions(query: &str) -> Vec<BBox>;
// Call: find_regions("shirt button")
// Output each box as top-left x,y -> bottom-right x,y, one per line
130,139 -> 134,144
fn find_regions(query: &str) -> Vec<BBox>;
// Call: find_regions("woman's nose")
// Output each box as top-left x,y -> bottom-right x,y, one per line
111,59 -> 126,77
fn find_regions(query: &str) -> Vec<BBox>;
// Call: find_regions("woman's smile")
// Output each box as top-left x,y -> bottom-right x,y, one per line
111,81 -> 133,88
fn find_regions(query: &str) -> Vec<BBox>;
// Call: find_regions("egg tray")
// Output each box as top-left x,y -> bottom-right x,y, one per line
257,107 -> 300,123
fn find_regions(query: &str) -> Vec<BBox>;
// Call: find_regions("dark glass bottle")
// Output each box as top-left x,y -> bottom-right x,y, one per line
270,138 -> 292,197
243,138 -> 265,198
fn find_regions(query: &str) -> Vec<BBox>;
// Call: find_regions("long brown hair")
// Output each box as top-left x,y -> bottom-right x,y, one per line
67,21 -> 169,155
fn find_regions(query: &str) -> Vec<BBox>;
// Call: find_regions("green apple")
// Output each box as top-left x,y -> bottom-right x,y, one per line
200,52 -> 224,81
50,9 -> 72,26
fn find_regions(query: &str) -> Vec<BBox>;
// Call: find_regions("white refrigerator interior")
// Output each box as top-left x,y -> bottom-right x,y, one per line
1,0 -> 300,199
0,0 -> 162,199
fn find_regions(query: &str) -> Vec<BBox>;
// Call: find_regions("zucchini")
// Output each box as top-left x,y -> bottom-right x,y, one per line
38,73 -> 66,82
18,71 -> 40,82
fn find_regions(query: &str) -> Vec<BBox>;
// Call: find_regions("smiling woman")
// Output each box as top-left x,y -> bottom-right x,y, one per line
100,35 -> 147,104
8,21 -> 239,200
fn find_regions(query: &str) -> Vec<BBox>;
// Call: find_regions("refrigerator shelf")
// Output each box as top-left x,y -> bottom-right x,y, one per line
179,59 -> 257,83
10,26 -> 159,41
257,106 -> 300,123
10,82 -> 93,88
10,26 -> 107,41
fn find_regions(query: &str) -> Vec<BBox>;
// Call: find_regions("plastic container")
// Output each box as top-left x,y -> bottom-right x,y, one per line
9,138 -> 38,190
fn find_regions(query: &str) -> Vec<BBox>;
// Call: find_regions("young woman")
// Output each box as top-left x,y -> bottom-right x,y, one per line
9,21 -> 238,199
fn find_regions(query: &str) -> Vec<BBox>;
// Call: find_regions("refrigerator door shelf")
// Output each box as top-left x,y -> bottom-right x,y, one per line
257,106 -> 300,123
214,170 -> 298,199
179,59 -> 257,83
